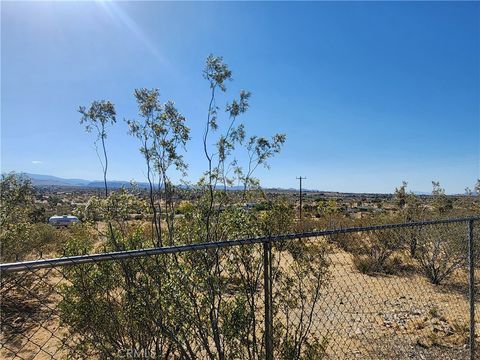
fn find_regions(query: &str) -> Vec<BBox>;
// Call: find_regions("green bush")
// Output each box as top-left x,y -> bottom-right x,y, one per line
0,172 -> 69,261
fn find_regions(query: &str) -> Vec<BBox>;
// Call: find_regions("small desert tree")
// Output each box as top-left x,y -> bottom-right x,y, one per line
457,185 -> 477,215
60,55 -> 329,360
78,100 -> 116,197
127,88 -> 190,246
394,181 -> 408,210
200,54 -> 286,242
78,100 -> 120,250
431,181 -> 452,214
394,181 -> 425,256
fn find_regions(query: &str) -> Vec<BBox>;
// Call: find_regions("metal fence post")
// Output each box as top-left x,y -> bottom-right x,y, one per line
468,219 -> 475,360
263,239 -> 273,360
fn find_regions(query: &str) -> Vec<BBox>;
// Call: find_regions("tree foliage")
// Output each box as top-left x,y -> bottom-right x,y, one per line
127,88 -> 190,246
1,172 -> 48,261
78,100 -> 116,197
59,55 -> 331,359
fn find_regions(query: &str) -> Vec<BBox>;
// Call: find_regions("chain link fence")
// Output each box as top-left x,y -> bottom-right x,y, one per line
1,217 -> 478,359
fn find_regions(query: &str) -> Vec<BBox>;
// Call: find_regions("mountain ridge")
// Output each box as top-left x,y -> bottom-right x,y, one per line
3,172 -> 446,196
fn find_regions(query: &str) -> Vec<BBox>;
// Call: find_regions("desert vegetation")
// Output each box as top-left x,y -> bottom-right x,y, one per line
1,55 -> 479,359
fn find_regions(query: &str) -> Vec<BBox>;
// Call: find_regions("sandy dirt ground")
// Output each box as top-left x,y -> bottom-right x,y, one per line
306,249 -> 476,359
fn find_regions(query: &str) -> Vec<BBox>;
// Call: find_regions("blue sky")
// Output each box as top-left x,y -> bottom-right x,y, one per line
1,1 -> 478,194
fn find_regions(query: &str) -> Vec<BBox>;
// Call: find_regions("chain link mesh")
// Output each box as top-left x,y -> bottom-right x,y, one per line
1,219 -> 478,359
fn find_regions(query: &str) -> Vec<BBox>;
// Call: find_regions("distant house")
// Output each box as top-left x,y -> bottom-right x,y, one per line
48,215 -> 79,227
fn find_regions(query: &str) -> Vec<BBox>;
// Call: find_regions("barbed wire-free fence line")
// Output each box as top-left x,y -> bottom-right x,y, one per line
1,217 -> 479,359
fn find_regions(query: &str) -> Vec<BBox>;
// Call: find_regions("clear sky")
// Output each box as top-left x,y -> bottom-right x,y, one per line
1,1 -> 479,194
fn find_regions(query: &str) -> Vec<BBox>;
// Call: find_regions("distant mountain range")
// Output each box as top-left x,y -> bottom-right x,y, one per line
10,172 -> 455,195
18,173 -> 246,190
20,173 -> 143,189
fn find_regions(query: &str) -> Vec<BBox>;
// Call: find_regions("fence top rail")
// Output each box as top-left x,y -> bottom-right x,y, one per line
1,216 -> 478,273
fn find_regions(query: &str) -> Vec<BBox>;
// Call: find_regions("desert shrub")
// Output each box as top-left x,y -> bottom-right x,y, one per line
353,253 -> 403,275
296,217 -> 320,232
175,201 -> 194,215
0,172 -> 69,261
397,225 -> 423,258
316,215 -> 358,251
280,336 -> 328,360
261,200 -> 295,236
27,223 -> 67,257
431,181 -> 453,214
75,189 -> 147,223
1,222 -> 73,262
332,231 -> 358,253
352,254 -> 379,274
59,203 -> 330,359
274,238 -> 330,359
1,173 -> 37,262
0,174 -> 98,348
352,229 -> 403,275
415,223 -> 467,284
253,201 -> 271,212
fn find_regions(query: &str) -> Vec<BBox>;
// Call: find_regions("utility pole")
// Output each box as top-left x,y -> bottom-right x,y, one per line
296,176 -> 306,224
